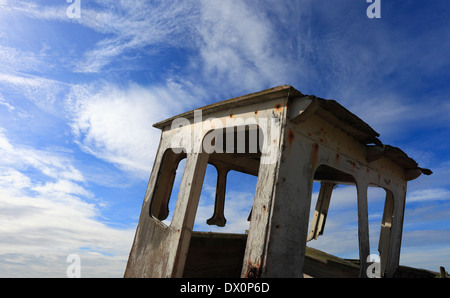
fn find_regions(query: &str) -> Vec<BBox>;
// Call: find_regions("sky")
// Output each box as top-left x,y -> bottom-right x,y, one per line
0,0 -> 449,277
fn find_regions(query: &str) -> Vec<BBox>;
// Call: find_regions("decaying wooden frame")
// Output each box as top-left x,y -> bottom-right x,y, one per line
124,85 -> 431,278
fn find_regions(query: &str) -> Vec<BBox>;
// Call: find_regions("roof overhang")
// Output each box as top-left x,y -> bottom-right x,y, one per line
152,85 -> 432,180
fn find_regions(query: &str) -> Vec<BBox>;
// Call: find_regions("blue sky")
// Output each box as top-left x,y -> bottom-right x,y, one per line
0,0 -> 449,277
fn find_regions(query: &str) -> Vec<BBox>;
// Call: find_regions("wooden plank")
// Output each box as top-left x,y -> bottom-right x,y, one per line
356,181 -> 370,277
183,232 -> 247,278
378,189 -> 394,277
261,129 -> 314,277
170,151 -> 209,277
307,182 -> 336,241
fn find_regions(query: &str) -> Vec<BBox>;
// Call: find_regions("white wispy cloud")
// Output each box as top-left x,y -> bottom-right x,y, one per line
0,92 -> 15,112
407,188 -> 450,203
65,80 -> 201,179
0,128 -> 135,277
71,0 -> 200,73
2,0 -> 293,92
1,0 -> 200,72
0,1 -> 68,21
0,128 -> 83,182
197,0 -> 292,92
0,45 -> 44,72
0,73 -> 70,116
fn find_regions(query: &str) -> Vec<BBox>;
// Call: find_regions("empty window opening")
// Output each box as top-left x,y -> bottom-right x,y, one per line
192,163 -> 219,231
307,183 -> 359,259
149,149 -> 186,225
183,126 -> 262,278
367,187 -> 391,254
222,170 -> 257,233
304,165 -> 360,277
192,168 -> 257,233
368,187 -> 394,277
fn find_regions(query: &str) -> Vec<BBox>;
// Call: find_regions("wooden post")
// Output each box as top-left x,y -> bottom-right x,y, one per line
356,181 -> 370,278
385,185 -> 407,278
260,132 -> 314,277
378,189 -> 394,277
170,151 -> 209,277
307,182 -> 336,241
440,266 -> 447,278
207,166 -> 229,227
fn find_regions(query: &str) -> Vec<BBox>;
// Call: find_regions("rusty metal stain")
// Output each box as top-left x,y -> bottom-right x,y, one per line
334,153 -> 340,166
246,260 -> 262,278
287,130 -> 295,146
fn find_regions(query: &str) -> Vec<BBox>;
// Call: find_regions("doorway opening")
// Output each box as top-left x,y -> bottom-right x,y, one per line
182,126 -> 261,277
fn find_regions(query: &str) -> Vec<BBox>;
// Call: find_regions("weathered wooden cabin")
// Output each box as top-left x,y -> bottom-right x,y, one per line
124,85 -> 431,278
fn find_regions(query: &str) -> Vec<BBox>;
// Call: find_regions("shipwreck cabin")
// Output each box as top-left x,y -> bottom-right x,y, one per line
124,85 -> 431,278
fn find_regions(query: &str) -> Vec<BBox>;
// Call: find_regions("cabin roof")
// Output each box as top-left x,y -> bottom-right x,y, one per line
153,85 -> 431,179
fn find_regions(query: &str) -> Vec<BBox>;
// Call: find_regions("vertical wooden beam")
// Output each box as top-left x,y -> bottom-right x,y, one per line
241,162 -> 278,278
170,151 -> 209,277
378,189 -> 394,277
241,115 -> 284,278
385,185 -> 407,278
307,182 -> 336,241
440,266 -> 447,278
207,166 -> 229,227
261,136 -> 314,277
356,181 -> 370,277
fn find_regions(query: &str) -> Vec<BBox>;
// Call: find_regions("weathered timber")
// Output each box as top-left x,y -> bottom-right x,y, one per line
125,85 -> 431,278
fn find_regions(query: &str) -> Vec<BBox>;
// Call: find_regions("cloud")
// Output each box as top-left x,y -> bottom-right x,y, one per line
66,80 -> 200,179
0,128 -> 135,277
3,0 -> 294,92
194,188 -> 254,234
197,0 -> 293,93
0,73 -> 70,116
0,1 -> 68,21
0,45 -> 44,72
72,0 -> 200,73
0,92 -> 15,112
0,128 -> 83,182
1,0 -> 200,73
400,230 -> 450,272
407,188 -> 450,203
